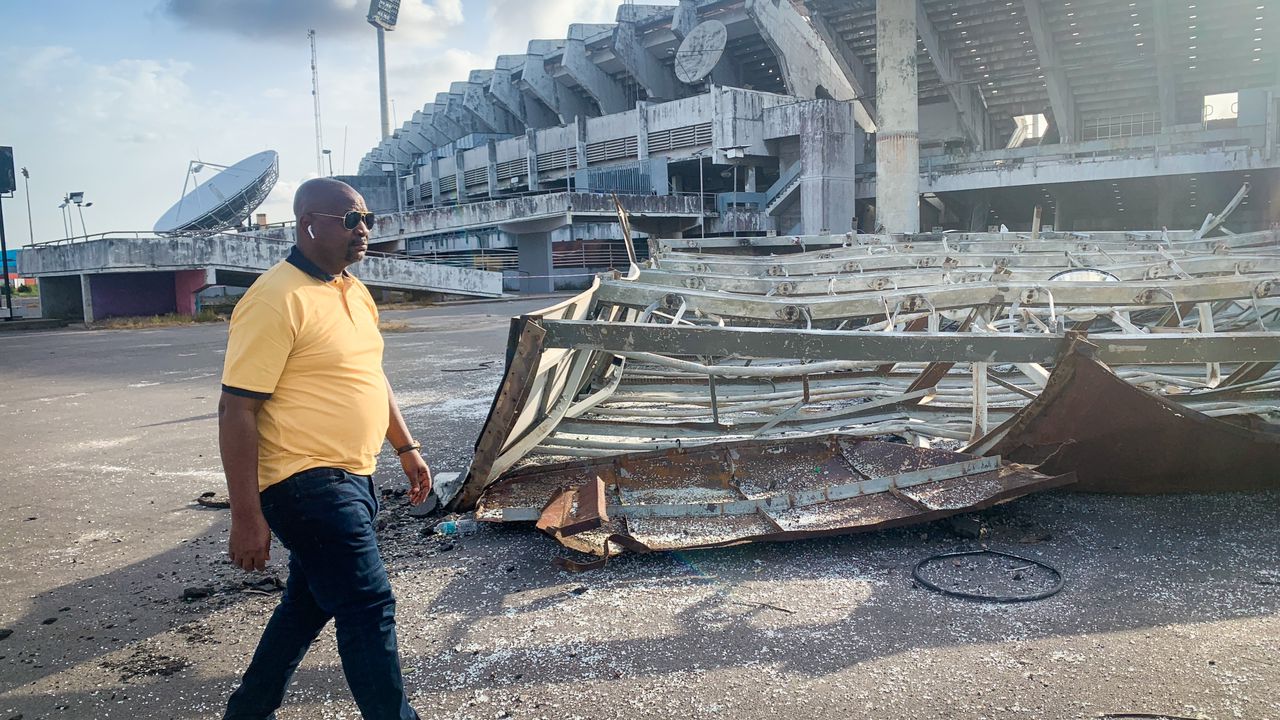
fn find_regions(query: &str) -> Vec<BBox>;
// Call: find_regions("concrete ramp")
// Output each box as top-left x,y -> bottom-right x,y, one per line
20,233 -> 503,322
21,233 -> 502,295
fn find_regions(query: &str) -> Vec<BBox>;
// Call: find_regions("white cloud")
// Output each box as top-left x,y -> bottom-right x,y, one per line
395,0 -> 465,46
483,0 -> 619,57
389,47 -> 488,115
0,0 -> 675,245
0,45 -> 304,238
162,0 -> 465,45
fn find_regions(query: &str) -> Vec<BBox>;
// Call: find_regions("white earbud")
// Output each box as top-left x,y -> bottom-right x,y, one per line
307,226 -> 316,238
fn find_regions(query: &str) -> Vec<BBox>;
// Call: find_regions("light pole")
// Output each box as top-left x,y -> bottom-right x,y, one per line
367,1 -> 402,140
68,192 -> 91,237
77,202 -> 92,237
380,161 -> 405,214
20,167 -> 33,244
58,198 -> 71,239
689,149 -> 707,239
323,149 -> 334,176
0,177 -> 12,321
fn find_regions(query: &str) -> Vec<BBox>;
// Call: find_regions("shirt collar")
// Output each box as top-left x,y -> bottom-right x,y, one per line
287,245 -> 336,282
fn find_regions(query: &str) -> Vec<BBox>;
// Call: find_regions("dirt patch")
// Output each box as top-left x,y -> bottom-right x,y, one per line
379,320 -> 416,333
101,648 -> 192,682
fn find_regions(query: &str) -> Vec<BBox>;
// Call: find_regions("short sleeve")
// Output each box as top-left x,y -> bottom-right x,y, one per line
221,296 -> 295,398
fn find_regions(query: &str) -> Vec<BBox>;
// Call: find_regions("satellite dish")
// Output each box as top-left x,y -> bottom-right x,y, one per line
154,150 -> 279,236
674,20 -> 727,85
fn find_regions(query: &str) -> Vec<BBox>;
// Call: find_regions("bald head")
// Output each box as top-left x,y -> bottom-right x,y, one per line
293,177 -> 362,220
293,177 -> 371,275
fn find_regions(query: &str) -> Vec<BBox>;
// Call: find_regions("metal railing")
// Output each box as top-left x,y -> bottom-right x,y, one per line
24,228 -> 294,249
765,163 -> 802,210
402,244 -> 644,272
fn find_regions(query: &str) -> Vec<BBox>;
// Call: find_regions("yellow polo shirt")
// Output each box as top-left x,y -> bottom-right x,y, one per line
221,247 -> 389,491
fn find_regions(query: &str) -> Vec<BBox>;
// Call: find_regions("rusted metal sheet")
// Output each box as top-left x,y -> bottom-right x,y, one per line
536,477 -> 608,538
447,317 -> 547,511
477,435 -> 1074,557
449,282 -> 604,511
969,349 -> 1280,493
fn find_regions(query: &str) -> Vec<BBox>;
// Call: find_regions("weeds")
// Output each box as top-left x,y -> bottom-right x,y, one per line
93,310 -> 224,329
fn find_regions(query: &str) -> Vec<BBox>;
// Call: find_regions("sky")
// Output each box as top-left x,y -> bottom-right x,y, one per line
0,0 -> 635,246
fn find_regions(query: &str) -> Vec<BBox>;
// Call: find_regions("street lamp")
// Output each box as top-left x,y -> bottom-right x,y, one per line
67,192 -> 91,237
20,167 -> 33,244
322,148 -> 334,176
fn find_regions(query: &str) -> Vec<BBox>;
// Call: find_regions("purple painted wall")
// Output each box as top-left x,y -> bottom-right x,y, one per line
88,272 -> 177,319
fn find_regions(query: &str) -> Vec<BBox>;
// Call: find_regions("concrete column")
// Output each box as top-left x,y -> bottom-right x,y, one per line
80,274 -> 94,324
429,155 -> 442,206
175,269 -> 214,317
516,232 -> 554,293
574,116 -> 590,191
745,166 -> 759,193
526,128 -> 540,190
454,150 -> 466,202
636,101 -> 649,162
672,0 -> 698,39
875,0 -> 920,233
613,20 -> 681,102
1156,177 -> 1176,230
798,100 -> 861,235
564,35 -> 630,115
967,193 -> 991,232
487,139 -> 499,199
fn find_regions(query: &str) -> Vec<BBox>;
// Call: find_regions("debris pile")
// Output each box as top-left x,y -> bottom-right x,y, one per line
443,196 -> 1280,559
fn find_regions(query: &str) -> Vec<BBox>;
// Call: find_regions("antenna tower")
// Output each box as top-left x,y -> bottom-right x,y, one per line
308,29 -> 325,177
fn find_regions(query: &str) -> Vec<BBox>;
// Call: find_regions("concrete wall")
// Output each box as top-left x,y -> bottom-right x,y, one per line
646,93 -> 712,133
334,175 -> 399,214
919,100 -> 969,149
494,135 -> 529,165
586,108 -> 638,142
717,86 -> 793,158
38,275 -> 84,321
90,272 -> 177,319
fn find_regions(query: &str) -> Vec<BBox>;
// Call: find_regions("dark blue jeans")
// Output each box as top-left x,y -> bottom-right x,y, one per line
224,468 -> 419,720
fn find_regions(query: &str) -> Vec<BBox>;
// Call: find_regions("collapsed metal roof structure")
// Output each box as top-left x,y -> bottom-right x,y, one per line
443,196 -> 1280,562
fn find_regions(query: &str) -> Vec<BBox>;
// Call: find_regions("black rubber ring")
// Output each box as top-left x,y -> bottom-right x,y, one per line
912,549 -> 1064,602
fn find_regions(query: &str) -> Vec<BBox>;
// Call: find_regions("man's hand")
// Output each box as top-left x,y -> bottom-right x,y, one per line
219,390 -> 270,573
229,512 -> 272,572
400,450 -> 433,505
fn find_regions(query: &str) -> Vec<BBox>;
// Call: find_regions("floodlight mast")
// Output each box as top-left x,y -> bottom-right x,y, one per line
309,29 -> 325,177
367,0 -> 401,140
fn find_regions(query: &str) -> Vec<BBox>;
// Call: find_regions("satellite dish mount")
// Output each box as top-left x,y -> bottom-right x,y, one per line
153,150 -> 279,237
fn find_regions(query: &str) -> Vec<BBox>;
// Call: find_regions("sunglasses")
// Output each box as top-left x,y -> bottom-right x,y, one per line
312,210 -> 376,230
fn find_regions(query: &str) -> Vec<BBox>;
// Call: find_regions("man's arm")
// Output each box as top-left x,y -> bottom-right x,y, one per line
386,377 -> 432,505
218,391 -> 271,571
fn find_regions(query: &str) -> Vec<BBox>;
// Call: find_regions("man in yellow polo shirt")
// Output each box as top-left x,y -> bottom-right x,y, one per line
219,178 -> 429,720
